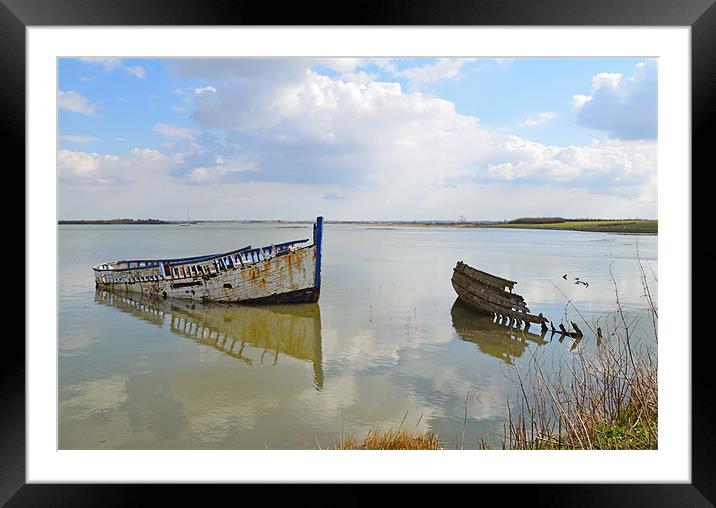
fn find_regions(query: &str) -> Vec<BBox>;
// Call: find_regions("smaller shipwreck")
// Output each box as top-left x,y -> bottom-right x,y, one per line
451,261 -> 582,337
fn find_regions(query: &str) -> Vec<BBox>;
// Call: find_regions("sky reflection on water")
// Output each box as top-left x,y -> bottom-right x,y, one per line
59,224 -> 657,449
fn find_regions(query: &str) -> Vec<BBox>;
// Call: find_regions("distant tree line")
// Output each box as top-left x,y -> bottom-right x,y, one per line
508,217 -> 606,224
58,218 -> 170,225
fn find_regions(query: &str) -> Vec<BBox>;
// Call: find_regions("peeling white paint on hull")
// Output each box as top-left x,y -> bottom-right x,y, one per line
93,217 -> 324,304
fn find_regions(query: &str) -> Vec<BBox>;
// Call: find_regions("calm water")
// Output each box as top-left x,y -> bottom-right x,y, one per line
58,223 -> 657,449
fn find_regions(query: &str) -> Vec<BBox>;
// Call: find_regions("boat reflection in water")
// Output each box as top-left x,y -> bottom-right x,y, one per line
451,299 -> 558,365
95,289 -> 324,389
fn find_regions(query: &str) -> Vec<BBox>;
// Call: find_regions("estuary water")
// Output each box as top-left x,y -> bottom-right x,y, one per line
58,223 -> 657,449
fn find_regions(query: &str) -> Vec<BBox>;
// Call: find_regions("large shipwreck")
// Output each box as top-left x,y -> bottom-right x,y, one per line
93,217 -> 324,304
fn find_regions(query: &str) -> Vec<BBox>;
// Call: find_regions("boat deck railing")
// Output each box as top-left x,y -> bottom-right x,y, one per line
93,245 -> 254,272
95,238 -> 310,285
166,239 -> 309,281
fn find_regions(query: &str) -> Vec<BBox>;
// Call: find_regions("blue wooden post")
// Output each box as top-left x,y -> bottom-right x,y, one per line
313,216 -> 323,294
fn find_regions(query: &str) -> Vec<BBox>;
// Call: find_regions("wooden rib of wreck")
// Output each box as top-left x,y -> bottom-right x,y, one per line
93,216 -> 324,304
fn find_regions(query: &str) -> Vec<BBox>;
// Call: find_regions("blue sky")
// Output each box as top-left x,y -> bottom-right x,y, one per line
58,57 -> 657,220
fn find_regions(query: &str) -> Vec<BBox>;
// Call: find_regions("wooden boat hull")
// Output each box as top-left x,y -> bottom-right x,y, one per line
93,217 -> 324,304
451,261 -> 547,325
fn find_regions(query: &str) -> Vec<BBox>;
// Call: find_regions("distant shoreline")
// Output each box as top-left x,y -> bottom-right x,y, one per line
333,220 -> 657,234
478,220 -> 657,234
59,219 -> 172,225
59,218 -> 657,234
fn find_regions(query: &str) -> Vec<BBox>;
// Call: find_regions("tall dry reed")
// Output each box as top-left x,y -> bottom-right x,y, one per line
490,254 -> 658,450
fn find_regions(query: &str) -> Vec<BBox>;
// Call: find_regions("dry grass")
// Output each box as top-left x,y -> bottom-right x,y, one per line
332,428 -> 443,450
492,337 -> 658,450
485,256 -> 658,450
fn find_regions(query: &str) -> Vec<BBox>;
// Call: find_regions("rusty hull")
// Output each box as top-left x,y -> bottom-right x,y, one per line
97,244 -> 319,304
93,217 -> 324,304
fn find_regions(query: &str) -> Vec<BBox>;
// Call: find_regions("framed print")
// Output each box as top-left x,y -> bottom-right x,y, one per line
6,0 -> 711,503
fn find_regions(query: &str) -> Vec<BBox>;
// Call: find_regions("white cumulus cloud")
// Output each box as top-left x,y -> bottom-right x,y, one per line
573,60 -> 657,139
518,111 -> 557,127
153,123 -> 197,140
80,58 -> 146,79
58,59 -> 657,220
194,86 -> 217,95
124,66 -> 146,79
396,58 -> 477,90
58,90 -> 98,115
59,134 -> 101,144
58,147 -> 178,186
185,68 -> 655,209
482,136 -> 656,199
79,57 -> 122,70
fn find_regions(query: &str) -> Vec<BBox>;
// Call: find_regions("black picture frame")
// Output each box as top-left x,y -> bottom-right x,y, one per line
5,0 -> 708,504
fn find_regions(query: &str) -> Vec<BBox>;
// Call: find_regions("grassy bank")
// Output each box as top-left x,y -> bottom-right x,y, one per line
330,428 -> 442,450
481,219 -> 657,234
496,336 -> 658,450
324,330 -> 657,450
326,332 -> 657,451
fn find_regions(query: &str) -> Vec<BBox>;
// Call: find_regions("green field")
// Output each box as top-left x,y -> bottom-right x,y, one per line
481,220 -> 657,234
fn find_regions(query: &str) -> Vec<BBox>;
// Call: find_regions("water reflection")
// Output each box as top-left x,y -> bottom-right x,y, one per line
60,225 -> 655,449
450,299 -> 550,364
95,289 -> 324,389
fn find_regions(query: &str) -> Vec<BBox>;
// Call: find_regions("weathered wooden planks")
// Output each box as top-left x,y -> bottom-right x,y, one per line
451,261 -> 545,325
93,217 -> 324,304
452,278 -> 546,325
454,261 -> 517,291
451,269 -> 529,312
97,244 -> 319,303
451,261 -> 583,338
